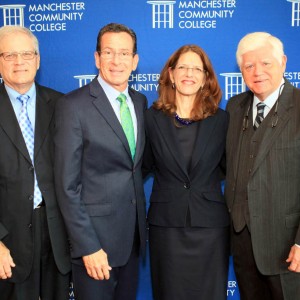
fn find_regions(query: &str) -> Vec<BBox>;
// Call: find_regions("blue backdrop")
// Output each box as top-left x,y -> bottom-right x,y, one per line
1,0 -> 299,299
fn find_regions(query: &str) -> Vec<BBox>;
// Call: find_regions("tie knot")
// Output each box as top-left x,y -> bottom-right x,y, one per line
17,94 -> 30,105
256,102 -> 266,110
116,93 -> 127,104
256,102 -> 266,116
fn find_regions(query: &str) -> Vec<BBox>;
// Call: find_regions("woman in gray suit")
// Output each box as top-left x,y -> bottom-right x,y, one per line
143,45 -> 230,300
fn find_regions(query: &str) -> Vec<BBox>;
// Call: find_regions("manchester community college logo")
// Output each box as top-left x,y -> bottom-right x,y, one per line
0,4 -> 26,26
220,73 -> 246,101
147,0 -> 238,29
0,2 -> 85,31
287,0 -> 300,26
147,0 -> 176,28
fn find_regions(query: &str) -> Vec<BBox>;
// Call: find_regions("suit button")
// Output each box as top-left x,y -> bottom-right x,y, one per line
28,223 -> 32,228
183,182 -> 190,189
29,165 -> 34,172
28,195 -> 33,201
131,199 -> 136,205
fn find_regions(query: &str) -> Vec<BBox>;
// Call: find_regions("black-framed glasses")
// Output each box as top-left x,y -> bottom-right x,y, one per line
0,51 -> 38,61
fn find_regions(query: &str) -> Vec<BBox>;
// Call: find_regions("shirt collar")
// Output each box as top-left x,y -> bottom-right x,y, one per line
5,83 -> 36,105
97,74 -> 129,101
253,78 -> 285,108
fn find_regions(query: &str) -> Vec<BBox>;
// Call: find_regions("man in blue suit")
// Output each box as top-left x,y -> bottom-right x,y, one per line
54,23 -> 147,300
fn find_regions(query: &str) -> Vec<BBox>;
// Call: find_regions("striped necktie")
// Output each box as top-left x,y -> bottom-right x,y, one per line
17,95 -> 42,208
117,93 -> 135,160
253,102 -> 266,130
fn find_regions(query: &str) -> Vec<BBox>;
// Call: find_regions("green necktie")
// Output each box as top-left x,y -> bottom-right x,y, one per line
117,93 -> 136,160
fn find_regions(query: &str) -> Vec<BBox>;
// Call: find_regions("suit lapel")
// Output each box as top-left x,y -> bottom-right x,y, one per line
153,110 -> 189,178
90,79 -> 132,160
252,81 -> 293,175
230,94 -> 252,180
34,84 -> 55,158
130,89 -> 144,166
189,115 -> 218,173
0,84 -> 31,163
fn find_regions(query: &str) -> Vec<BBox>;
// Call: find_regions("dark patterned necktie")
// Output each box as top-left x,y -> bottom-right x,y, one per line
253,102 -> 266,130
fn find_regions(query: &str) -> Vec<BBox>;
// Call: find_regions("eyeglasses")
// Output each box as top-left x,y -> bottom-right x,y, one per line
0,51 -> 38,61
175,65 -> 206,75
98,50 -> 135,60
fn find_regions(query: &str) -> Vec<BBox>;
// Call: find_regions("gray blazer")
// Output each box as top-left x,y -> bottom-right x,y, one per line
54,78 -> 147,267
225,79 -> 300,275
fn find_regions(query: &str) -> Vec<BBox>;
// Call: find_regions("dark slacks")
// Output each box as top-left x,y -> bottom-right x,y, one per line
149,225 -> 229,300
232,226 -> 300,300
72,229 -> 140,300
0,206 -> 70,300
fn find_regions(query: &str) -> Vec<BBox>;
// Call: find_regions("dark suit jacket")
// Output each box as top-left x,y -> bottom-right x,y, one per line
0,83 -> 71,283
225,79 -> 300,275
54,78 -> 147,267
143,107 -> 230,228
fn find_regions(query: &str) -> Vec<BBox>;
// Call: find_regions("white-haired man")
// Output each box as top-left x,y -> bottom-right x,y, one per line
226,32 -> 300,299
0,26 -> 70,299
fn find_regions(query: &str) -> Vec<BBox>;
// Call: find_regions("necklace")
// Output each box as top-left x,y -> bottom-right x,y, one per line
175,113 -> 194,126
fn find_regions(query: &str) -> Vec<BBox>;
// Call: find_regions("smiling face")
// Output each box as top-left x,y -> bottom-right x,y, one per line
0,32 -> 40,94
169,51 -> 206,101
95,31 -> 139,92
241,45 -> 286,101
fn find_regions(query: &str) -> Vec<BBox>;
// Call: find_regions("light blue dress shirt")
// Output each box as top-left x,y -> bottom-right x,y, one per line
97,75 -> 138,143
5,83 -> 37,131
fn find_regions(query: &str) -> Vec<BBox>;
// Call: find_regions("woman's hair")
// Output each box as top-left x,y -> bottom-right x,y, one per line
153,44 -> 222,120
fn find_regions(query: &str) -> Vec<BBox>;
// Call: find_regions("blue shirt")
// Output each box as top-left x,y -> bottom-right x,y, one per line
5,83 -> 37,132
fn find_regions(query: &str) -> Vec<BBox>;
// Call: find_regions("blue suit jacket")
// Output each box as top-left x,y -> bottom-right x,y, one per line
54,78 -> 147,267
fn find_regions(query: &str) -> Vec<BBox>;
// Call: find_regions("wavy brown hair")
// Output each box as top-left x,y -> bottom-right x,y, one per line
153,45 -> 222,120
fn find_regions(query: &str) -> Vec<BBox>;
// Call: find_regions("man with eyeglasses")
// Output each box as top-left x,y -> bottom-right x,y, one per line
54,23 -> 147,300
226,32 -> 300,299
0,26 -> 71,299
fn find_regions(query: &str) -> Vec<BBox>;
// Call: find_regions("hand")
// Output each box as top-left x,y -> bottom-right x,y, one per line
0,241 -> 16,279
286,245 -> 300,272
82,249 -> 112,280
